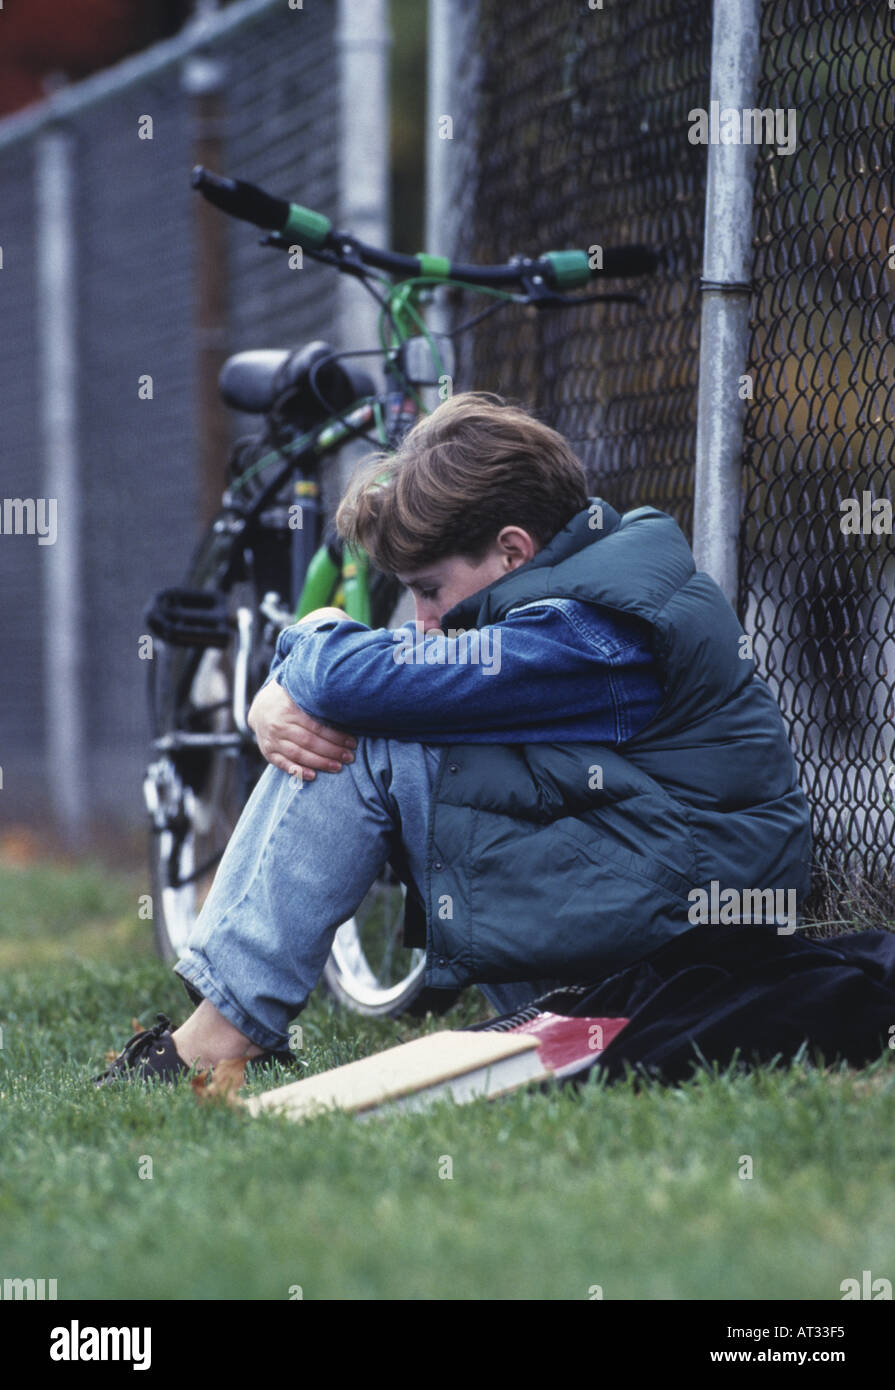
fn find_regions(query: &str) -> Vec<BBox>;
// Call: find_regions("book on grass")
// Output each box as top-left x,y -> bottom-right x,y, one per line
245,1011 -> 629,1123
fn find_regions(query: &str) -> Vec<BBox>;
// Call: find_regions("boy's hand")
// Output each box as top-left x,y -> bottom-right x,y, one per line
247,679 -> 357,780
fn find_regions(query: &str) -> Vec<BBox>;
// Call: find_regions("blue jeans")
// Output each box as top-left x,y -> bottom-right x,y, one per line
175,737 -> 565,1049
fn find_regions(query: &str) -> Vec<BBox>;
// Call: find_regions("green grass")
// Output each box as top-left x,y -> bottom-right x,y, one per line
1,855 -> 894,1300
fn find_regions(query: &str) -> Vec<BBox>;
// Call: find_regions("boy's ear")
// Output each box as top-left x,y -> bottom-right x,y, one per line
496,525 -> 538,568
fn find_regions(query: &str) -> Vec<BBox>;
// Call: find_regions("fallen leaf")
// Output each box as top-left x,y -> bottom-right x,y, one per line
130,1019 -> 145,1035
190,1067 -> 212,1098
104,1050 -> 118,1064
191,1057 -> 247,1108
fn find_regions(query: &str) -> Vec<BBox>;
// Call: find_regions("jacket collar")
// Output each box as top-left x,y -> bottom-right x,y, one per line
441,497 -> 620,630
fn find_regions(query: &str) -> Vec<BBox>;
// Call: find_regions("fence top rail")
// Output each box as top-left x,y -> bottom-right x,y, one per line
0,0 -> 289,153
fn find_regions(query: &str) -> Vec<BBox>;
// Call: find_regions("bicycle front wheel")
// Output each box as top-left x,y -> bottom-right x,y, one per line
147,641 -> 259,962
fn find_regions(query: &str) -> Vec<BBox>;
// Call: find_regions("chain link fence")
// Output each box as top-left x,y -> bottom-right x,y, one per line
452,0 -> 710,533
445,0 -> 894,905
740,1 -> 895,895
2,0 -> 892,893
0,0 -> 342,829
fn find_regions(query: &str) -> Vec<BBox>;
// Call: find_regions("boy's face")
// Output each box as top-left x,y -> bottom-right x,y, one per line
396,526 -> 538,631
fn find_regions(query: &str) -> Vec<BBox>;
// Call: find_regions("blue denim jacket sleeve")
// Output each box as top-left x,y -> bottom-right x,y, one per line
263,596 -> 664,745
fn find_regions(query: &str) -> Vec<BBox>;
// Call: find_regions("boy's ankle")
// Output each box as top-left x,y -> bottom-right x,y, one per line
171,1019 -> 264,1068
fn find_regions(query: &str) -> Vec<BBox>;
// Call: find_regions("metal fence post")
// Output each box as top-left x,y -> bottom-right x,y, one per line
36,126 -> 87,845
183,55 -> 229,529
425,0 -> 480,403
691,0 -> 762,609
335,0 -> 391,496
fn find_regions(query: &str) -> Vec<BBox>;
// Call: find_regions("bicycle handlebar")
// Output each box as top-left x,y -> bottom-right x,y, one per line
191,165 -> 658,289
191,166 -> 334,249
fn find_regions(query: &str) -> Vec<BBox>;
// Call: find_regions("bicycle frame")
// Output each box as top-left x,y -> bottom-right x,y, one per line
146,247 -> 641,818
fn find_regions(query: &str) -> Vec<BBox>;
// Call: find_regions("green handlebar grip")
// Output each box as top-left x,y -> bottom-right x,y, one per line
542,249 -> 593,289
283,203 -> 334,250
415,253 -> 451,279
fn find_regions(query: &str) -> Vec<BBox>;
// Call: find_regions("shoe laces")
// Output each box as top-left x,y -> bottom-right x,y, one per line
115,1013 -> 175,1066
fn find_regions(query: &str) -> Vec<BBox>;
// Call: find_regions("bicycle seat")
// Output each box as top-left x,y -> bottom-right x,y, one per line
218,341 -> 376,418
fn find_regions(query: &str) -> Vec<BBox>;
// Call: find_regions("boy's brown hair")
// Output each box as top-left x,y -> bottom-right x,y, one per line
335,391 -> 590,574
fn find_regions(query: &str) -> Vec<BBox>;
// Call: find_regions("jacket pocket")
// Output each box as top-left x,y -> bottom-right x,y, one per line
558,815 -> 697,899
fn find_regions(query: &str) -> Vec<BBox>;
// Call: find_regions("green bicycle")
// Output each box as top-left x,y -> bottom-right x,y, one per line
142,166 -> 656,1017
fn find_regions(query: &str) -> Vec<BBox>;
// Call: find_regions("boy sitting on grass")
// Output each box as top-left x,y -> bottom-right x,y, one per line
96,392 -> 811,1083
